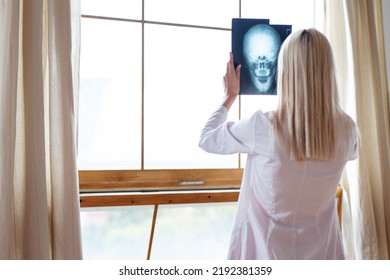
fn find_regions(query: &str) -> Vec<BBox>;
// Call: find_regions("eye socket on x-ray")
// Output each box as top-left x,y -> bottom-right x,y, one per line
231,18 -> 292,95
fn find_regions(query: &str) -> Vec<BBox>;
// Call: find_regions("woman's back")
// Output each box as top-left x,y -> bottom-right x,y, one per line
199,28 -> 358,259
223,109 -> 357,259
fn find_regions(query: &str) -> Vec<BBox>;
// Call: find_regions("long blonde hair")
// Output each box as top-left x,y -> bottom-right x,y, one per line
273,29 -> 341,161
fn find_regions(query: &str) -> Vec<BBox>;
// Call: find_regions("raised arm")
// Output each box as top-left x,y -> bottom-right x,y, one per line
198,53 -> 256,155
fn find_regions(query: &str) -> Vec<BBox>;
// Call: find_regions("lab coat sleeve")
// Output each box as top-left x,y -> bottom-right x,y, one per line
198,106 -> 256,155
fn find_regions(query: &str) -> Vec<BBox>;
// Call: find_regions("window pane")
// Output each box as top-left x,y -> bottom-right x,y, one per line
80,206 -> 154,259
78,0 -> 316,171
81,0 -> 142,20
145,0 -> 238,28
78,19 -> 142,170
241,0 -> 315,31
150,203 -> 237,259
144,24 -> 239,169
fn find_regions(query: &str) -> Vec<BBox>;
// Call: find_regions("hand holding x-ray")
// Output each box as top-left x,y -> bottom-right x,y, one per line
222,52 -> 241,110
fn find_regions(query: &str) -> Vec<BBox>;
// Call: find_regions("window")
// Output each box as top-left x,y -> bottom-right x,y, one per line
80,203 -> 236,259
79,0 -> 316,259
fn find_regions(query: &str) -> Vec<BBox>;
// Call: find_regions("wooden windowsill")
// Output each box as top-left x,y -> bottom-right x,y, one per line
79,168 -> 243,208
80,190 -> 240,208
79,168 -> 244,193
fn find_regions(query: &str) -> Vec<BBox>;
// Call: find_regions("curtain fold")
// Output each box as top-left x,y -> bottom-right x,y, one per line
0,0 -> 82,259
0,0 -> 20,259
321,0 -> 390,259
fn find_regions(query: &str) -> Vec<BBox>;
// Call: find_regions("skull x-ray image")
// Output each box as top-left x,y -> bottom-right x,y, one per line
232,19 -> 292,95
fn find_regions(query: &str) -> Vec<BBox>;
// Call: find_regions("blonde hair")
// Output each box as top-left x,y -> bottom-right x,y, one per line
273,29 -> 341,161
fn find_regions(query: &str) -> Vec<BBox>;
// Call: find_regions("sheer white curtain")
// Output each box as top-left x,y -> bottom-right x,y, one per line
0,0 -> 82,259
318,0 -> 390,259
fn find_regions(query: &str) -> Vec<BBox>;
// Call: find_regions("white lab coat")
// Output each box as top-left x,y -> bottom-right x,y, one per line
199,106 -> 358,259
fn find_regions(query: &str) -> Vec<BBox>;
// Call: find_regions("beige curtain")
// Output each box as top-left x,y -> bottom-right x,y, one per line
0,0 -> 82,259
319,0 -> 390,259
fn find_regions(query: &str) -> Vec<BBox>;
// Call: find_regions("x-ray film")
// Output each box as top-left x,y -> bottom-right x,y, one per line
232,19 -> 292,95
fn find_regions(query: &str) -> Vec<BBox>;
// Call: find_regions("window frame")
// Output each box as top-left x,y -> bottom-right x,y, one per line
78,0 -> 321,260
78,0 -> 317,200
79,3 -> 244,200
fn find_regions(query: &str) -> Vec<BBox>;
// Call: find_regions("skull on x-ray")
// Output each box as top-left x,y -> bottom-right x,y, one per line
243,24 -> 281,93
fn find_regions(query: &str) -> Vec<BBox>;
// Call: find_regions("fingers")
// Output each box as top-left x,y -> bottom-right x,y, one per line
227,52 -> 241,76
228,52 -> 234,73
223,52 -> 240,86
236,64 -> 241,79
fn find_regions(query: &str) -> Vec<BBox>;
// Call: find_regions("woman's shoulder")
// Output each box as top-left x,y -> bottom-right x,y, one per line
337,111 -> 358,134
336,110 -> 359,160
252,109 -> 274,126
255,109 -> 273,118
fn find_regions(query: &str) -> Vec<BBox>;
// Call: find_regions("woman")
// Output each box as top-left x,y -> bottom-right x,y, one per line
199,29 -> 358,259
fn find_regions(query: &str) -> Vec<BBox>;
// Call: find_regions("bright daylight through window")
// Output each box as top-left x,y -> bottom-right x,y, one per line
78,0 -> 315,259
